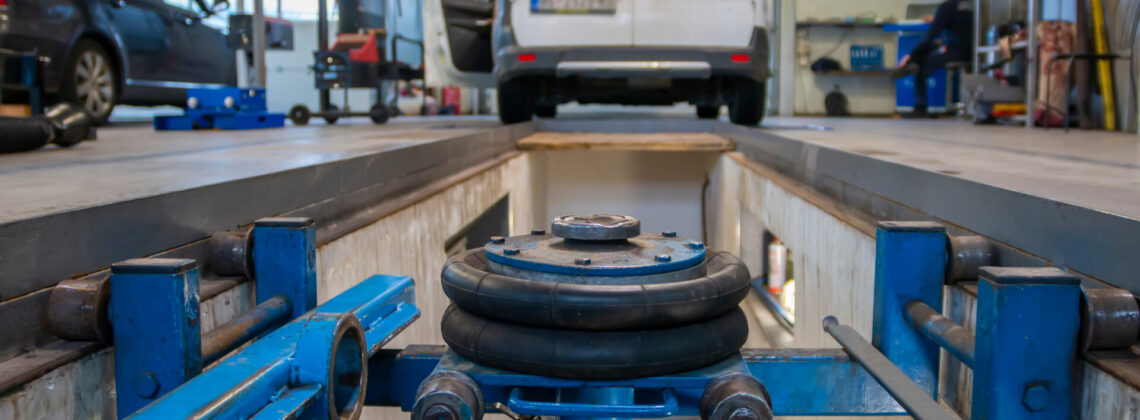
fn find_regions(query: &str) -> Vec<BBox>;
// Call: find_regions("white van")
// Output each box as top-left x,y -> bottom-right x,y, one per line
423,0 -> 773,125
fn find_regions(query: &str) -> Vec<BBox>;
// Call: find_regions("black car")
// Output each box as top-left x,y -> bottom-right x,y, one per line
0,0 -> 236,123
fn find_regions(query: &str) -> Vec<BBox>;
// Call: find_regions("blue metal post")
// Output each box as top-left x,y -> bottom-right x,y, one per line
110,258 -> 202,418
872,221 -> 946,397
252,217 -> 317,319
972,267 -> 1080,419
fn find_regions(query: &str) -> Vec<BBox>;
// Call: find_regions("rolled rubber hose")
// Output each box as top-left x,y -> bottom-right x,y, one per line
441,304 -> 749,379
0,116 -> 53,153
441,248 -> 751,330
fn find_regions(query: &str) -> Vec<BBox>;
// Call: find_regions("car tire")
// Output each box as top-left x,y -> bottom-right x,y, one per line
697,105 -> 720,119
289,105 -> 311,126
369,104 -> 389,124
323,104 -> 339,125
498,79 -> 533,124
535,105 -> 557,118
729,80 -> 766,126
61,40 -> 118,125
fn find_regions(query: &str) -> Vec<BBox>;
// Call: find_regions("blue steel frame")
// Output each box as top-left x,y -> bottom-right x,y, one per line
153,87 -> 286,130
110,217 -> 319,418
114,218 -> 1086,419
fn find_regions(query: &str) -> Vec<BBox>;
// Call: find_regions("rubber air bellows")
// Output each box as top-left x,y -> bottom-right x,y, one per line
440,214 -> 752,379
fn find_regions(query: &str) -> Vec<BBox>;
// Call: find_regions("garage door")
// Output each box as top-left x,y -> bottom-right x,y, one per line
632,0 -> 755,47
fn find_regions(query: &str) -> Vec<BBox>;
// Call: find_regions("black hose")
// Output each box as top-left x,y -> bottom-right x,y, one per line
0,116 -> 53,153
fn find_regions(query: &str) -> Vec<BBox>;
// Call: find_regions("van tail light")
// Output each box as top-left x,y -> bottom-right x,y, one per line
517,53 -> 536,63
731,54 -> 750,63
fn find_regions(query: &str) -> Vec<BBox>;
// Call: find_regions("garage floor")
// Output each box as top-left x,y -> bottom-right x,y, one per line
4,115 -> 1136,225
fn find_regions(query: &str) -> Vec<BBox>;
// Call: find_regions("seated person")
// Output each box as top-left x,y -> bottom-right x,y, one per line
894,0 -> 973,118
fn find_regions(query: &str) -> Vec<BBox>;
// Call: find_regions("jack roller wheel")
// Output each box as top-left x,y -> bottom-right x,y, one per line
441,305 -> 749,379
412,371 -> 484,420
700,373 -> 774,420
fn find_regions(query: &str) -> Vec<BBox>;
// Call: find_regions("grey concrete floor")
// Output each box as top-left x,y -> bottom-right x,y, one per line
0,117 -> 500,223
759,116 -> 1140,222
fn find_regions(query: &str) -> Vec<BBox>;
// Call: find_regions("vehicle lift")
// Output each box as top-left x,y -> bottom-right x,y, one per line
49,214 -> 1137,419
288,0 -> 424,126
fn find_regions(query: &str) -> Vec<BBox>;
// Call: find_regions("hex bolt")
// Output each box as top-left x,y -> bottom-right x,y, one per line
531,229 -> 546,235
575,257 -> 592,265
503,248 -> 520,256
133,372 -> 160,398
655,254 -> 672,262
689,241 -> 706,250
662,231 -> 678,238
489,236 -> 506,244
1022,384 -> 1050,412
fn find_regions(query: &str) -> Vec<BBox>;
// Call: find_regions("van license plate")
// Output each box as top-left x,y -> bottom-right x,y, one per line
531,0 -> 617,14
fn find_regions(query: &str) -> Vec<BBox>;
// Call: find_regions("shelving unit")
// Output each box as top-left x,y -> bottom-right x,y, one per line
973,0 -> 1037,128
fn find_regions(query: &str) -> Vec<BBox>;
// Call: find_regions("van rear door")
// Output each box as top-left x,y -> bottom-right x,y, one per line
510,0 -> 634,47
632,0 -> 755,47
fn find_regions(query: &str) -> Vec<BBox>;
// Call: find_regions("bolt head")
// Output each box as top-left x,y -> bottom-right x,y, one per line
662,231 -> 678,237
574,257 -> 592,265
223,96 -> 235,109
186,97 -> 199,109
655,254 -> 672,262
1023,384 -> 1050,412
689,241 -> 706,250
133,372 -> 160,398
489,236 -> 506,244
503,248 -> 520,256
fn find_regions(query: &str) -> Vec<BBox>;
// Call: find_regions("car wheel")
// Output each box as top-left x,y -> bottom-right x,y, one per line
369,104 -> 390,124
696,105 -> 720,119
323,104 -> 339,125
535,105 -> 557,118
729,80 -> 766,126
289,105 -> 311,125
498,79 -> 534,124
62,40 -> 117,125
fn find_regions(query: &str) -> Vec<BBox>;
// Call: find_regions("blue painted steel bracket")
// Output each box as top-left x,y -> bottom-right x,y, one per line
872,221 -> 946,398
253,217 -> 318,319
130,274 -> 419,419
972,267 -> 1080,419
366,347 -> 906,417
154,87 -> 285,130
110,258 -> 203,417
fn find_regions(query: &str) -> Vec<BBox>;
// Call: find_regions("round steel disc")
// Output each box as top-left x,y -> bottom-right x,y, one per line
484,232 -> 706,276
551,214 -> 641,241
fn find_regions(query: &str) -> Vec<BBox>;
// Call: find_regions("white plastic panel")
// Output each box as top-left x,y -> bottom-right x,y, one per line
632,0 -> 755,47
511,0 -> 635,47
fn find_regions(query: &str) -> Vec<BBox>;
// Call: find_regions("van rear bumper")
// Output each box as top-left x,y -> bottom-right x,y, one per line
495,27 -> 771,83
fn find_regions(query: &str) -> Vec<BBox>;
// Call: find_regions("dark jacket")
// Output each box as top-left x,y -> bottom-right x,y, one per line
910,0 -> 973,60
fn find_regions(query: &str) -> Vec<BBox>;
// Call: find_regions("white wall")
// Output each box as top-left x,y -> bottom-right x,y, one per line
263,20 -> 377,114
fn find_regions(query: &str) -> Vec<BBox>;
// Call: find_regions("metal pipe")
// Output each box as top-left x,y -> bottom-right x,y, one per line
251,0 -> 266,87
201,295 -> 292,364
946,235 -> 996,282
903,300 -> 976,367
751,278 -> 794,332
821,316 -> 956,420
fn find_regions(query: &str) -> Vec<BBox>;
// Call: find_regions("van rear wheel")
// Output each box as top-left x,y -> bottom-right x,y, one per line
498,79 -> 534,124
728,81 -> 766,126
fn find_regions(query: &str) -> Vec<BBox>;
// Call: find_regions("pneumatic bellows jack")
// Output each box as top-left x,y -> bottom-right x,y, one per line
415,214 -> 770,420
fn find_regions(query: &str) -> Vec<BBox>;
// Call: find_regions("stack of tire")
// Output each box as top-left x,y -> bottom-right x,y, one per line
439,214 -> 753,379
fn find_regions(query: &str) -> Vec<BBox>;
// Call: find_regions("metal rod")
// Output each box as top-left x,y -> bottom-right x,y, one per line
201,295 -> 292,364
903,300 -> 976,367
821,316 -> 957,420
317,0 -> 330,110
751,278 -> 794,332
251,0 -> 267,87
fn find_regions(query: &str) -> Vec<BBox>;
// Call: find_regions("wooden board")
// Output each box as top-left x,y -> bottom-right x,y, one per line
516,132 -> 734,151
